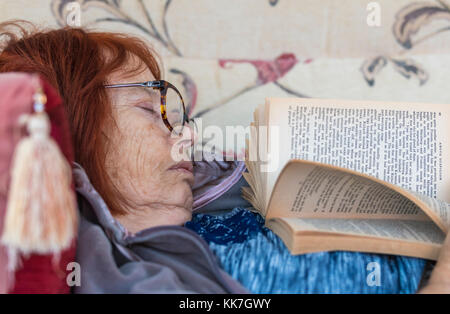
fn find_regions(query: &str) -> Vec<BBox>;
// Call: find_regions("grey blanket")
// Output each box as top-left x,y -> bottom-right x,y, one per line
72,163 -> 249,293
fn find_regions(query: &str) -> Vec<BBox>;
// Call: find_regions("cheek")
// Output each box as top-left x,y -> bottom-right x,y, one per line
131,129 -> 194,207
106,114 -> 171,185
128,123 -> 172,181
105,111 -> 193,207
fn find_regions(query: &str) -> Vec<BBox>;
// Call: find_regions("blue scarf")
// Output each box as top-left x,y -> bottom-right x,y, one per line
186,207 -> 430,294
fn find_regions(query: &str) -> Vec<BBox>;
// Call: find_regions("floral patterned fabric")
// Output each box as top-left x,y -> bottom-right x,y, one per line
1,0 -> 449,155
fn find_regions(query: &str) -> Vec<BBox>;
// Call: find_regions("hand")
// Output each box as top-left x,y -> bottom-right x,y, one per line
419,232 -> 450,293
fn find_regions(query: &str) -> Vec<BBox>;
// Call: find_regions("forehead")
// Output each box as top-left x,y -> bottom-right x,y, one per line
106,58 -> 158,103
107,56 -> 157,85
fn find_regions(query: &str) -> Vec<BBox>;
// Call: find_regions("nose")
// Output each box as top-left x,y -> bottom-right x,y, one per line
169,120 -> 197,162
186,120 -> 198,147
172,120 -> 197,147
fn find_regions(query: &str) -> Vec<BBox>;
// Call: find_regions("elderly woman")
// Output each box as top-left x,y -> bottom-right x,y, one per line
0,21 -> 449,293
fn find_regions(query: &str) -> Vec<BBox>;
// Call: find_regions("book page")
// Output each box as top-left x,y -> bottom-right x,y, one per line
407,191 -> 450,232
279,217 -> 445,245
265,98 -> 450,206
244,104 -> 271,213
266,160 -> 437,224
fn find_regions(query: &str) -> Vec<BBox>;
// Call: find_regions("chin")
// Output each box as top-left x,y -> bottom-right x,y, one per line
173,181 -> 194,210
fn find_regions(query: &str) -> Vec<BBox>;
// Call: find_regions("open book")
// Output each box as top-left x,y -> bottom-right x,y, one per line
242,98 -> 450,260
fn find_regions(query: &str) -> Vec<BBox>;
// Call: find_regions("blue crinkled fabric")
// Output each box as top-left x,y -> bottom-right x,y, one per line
185,207 -> 428,294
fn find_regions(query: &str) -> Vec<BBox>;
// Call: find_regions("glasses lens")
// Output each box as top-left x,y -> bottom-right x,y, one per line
165,87 -> 185,134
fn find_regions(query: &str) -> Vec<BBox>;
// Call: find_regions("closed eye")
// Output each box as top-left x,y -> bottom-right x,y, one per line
139,105 -> 158,115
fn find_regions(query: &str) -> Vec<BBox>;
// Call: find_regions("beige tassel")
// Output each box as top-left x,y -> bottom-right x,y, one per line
1,87 -> 77,260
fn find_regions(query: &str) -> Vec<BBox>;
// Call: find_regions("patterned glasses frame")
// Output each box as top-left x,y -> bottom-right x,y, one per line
104,80 -> 189,136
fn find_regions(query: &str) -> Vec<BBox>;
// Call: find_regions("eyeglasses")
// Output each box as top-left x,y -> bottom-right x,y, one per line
105,80 -> 189,136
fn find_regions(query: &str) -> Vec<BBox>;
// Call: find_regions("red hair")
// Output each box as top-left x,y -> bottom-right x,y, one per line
0,21 -> 162,215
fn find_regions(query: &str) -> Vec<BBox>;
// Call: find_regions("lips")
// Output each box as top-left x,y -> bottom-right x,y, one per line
168,161 -> 194,174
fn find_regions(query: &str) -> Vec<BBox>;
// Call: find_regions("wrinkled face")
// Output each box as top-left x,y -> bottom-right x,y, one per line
103,64 -> 194,231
